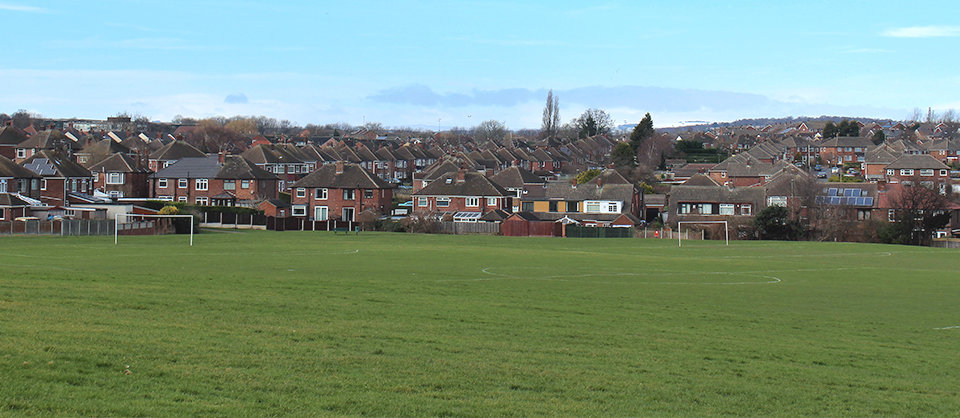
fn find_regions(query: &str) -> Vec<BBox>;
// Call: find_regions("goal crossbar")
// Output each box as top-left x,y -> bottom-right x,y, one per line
677,221 -> 728,247
115,214 -> 194,246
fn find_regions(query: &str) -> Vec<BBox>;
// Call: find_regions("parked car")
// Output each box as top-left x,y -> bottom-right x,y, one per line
817,171 -> 828,178
814,164 -> 822,171
831,167 -> 840,174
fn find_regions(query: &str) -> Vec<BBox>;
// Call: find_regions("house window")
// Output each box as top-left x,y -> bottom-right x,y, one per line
316,188 -> 328,200
767,196 -> 787,207
241,180 -> 250,189
296,188 -> 306,198
920,169 -> 934,177
40,179 -> 47,191
567,201 -> 578,212
178,178 -> 188,189
178,196 -> 187,202
315,206 -> 328,221
719,204 -> 735,215
196,197 -> 208,205
857,209 -> 871,220
0,179 -> 5,193
741,204 -> 752,216
342,207 -> 355,222
466,197 -> 480,207
521,201 -> 533,211
436,197 -> 450,207
585,201 -> 601,213
888,209 -> 896,222
158,178 -> 168,188
886,169 -> 894,176
278,180 -> 285,191
514,189 -> 523,198
487,197 -> 498,207
720,171 -> 726,178
940,169 -> 948,177
343,189 -> 355,200
196,178 -> 208,191
292,205 -> 307,217
364,189 -> 374,199
900,169 -> 914,176
417,197 -> 428,207
107,172 -> 124,184
608,203 -> 619,213
16,149 -> 25,159
224,180 -> 235,190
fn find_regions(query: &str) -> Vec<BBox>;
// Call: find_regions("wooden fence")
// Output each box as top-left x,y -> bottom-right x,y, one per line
437,222 -> 500,235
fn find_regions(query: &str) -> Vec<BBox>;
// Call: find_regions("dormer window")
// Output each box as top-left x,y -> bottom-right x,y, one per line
445,178 -> 452,184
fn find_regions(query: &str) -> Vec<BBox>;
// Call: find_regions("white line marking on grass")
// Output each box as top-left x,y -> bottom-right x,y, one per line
436,267 -> 782,285
934,326 -> 960,330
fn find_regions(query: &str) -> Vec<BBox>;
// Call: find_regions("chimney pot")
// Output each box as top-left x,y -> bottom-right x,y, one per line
457,167 -> 466,182
336,160 -> 344,174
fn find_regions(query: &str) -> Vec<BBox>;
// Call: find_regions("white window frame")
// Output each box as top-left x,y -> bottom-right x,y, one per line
106,172 -> 124,185
0,179 -> 6,193
195,197 -> 208,205
940,169 -> 948,177
719,203 -> 735,215
343,189 -> 355,200
178,178 -> 188,189
417,197 -> 428,208
465,197 -> 479,207
295,188 -> 306,198
342,207 -> 355,222
178,196 -> 187,202
766,196 -> 787,207
314,206 -> 328,221
316,188 -> 328,200
900,169 -> 914,177
16,149 -> 25,159
241,180 -> 250,189
196,178 -> 208,191
741,204 -> 752,216
920,169 -> 934,177
487,197 -> 498,207
223,180 -> 235,190
40,179 -> 47,191
292,205 -> 307,217
436,197 -> 450,207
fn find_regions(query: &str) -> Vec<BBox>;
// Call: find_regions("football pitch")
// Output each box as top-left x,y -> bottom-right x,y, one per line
1,231 -> 959,416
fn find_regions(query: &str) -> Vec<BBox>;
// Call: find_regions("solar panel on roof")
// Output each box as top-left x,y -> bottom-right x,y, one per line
828,188 -> 838,196
864,197 -> 874,206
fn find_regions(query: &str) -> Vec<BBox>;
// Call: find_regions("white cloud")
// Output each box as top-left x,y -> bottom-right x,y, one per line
0,3 -> 49,13
882,26 -> 960,38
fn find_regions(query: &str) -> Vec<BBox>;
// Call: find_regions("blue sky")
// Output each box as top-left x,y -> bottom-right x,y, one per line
2,1 -> 958,129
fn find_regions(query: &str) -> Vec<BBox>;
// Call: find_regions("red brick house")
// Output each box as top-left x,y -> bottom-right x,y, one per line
412,168 -> 510,217
883,154 -> 952,195
21,150 -> 94,206
149,155 -> 279,206
89,153 -> 152,199
289,161 -> 395,221
0,154 -> 41,199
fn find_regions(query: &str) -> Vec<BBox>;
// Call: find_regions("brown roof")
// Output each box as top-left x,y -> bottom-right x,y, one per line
291,162 -> 394,189
414,170 -> 509,197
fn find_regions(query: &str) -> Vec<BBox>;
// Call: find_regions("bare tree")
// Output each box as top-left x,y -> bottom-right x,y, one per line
541,89 -> 560,139
887,180 -> 952,245
474,120 -> 508,145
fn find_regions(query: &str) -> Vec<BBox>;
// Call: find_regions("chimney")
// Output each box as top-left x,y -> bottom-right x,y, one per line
336,160 -> 344,174
3,120 -> 11,127
572,177 -> 578,187
218,151 -> 225,164
457,167 -> 467,182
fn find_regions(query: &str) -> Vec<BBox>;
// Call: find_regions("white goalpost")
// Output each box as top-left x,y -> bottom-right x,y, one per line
677,220 -> 728,247
115,214 -> 195,246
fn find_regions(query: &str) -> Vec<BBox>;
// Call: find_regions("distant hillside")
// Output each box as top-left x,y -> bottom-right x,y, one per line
659,116 -> 898,134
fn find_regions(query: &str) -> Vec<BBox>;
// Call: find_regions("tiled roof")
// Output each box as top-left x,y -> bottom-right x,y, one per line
414,170 -> 508,197
88,153 -> 149,173
0,155 -> 39,178
291,162 -> 394,189
489,166 -> 544,188
22,150 -> 91,178
150,155 -> 221,179
149,140 -> 206,160
885,154 -> 950,170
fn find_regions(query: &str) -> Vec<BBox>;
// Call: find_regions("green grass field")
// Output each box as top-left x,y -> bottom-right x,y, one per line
1,231 -> 959,417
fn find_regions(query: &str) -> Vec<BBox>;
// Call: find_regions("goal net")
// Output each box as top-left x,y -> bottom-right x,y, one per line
115,214 -> 195,246
676,221 -> 729,247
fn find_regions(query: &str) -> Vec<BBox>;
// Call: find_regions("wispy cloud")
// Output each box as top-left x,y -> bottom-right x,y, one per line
0,3 -> 50,12
882,25 -> 960,38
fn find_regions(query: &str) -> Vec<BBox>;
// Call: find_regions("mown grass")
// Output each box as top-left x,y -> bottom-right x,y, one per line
1,231 -> 959,417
